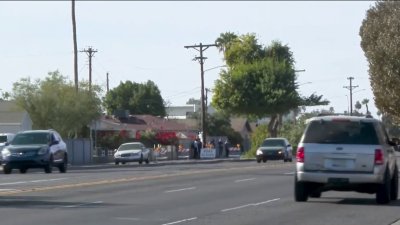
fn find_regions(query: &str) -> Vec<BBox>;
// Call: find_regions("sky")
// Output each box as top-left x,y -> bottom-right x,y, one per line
0,1 -> 377,116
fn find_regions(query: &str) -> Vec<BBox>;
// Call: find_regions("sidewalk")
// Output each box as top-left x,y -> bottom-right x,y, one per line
71,157 -> 256,170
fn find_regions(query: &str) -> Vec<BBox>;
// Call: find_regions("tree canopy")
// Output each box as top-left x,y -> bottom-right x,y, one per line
103,80 -> 166,117
360,1 -> 400,122
213,32 -> 328,136
12,71 -> 102,138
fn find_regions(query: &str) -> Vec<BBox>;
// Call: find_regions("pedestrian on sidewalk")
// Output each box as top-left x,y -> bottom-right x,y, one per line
224,139 -> 230,158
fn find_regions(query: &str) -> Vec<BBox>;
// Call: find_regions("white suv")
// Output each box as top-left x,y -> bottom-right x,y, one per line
294,115 -> 399,204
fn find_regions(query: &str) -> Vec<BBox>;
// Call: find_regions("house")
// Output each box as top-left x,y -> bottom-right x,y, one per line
0,101 -> 32,133
230,117 -> 253,151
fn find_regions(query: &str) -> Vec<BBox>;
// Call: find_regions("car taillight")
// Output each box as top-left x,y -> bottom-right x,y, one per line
374,149 -> 384,165
296,147 -> 305,163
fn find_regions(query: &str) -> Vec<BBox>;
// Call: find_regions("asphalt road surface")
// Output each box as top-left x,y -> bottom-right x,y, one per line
0,161 -> 400,225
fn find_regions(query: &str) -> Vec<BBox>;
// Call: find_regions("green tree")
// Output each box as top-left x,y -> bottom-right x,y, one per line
186,98 -> 201,106
355,101 -> 362,111
360,1 -> 400,122
362,98 -> 370,115
103,80 -> 166,117
12,71 -> 102,138
245,124 -> 268,158
212,32 -> 328,137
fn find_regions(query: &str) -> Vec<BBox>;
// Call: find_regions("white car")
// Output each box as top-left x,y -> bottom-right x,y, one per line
114,142 -> 150,165
295,115 -> 399,204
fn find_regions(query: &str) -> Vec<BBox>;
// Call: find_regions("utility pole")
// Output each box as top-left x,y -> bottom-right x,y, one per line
205,88 -> 211,113
71,0 -> 78,92
184,43 -> 217,146
343,77 -> 358,116
80,46 -> 98,89
106,72 -> 109,93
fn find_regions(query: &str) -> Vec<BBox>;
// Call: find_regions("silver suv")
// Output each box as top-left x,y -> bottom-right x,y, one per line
294,115 -> 399,204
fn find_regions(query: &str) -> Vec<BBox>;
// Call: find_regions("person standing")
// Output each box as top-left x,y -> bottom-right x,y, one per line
218,138 -> 223,158
224,139 -> 230,158
196,138 -> 203,159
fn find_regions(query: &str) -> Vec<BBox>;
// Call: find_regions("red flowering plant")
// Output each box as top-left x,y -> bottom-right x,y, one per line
155,131 -> 178,145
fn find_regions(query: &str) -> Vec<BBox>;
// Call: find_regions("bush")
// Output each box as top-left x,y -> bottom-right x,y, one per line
244,124 -> 269,158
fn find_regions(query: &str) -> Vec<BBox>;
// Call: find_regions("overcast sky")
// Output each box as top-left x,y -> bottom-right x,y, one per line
0,1 -> 376,115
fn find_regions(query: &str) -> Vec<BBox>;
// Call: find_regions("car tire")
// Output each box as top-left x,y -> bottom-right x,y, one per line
44,156 -> 53,174
262,158 -> 267,163
19,168 -> 28,174
3,165 -> 12,174
58,155 -> 68,173
390,166 -> 398,201
376,169 -> 391,204
115,161 -> 119,165
145,157 -> 150,164
256,158 -> 261,163
122,162 -> 126,165
295,175 -> 308,202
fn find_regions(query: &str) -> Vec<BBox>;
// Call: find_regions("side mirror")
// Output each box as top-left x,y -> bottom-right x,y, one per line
287,144 -> 291,147
51,140 -> 59,146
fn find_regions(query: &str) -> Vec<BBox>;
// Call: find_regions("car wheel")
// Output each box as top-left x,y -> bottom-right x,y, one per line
284,158 -> 287,162
390,166 -> 398,201
19,168 -> 28,174
145,156 -> 150,164
115,161 -> 119,165
376,169 -> 391,204
44,156 -> 53,174
58,155 -> 68,173
3,165 -> 12,174
256,157 -> 261,163
262,158 -> 267,163
294,175 -> 308,202
122,162 -> 126,165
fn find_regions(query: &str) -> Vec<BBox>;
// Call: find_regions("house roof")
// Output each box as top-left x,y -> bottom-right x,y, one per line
96,114 -> 198,132
230,117 -> 252,133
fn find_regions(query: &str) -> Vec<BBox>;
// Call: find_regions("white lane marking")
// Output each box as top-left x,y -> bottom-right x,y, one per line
221,198 -> 280,212
161,217 -> 197,225
62,201 -> 103,208
284,172 -> 295,175
234,178 -> 256,183
0,178 -> 68,186
115,217 -> 141,221
165,187 -> 196,193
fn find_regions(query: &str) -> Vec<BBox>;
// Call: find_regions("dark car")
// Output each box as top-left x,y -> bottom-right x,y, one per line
1,130 -> 68,174
256,138 -> 293,163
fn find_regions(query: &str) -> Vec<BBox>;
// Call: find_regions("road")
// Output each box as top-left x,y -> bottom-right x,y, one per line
0,160 -> 399,225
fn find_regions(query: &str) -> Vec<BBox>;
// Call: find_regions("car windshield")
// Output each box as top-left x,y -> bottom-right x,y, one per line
119,143 -> 143,151
261,139 -> 285,147
0,135 -> 7,143
303,120 -> 379,145
11,132 -> 51,145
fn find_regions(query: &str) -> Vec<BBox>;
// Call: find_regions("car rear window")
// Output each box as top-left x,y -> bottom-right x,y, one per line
303,120 -> 379,145
0,135 -> 7,143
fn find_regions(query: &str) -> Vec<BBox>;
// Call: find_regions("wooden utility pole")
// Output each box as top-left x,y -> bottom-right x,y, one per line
71,0 -> 78,92
80,46 -> 98,89
343,77 -> 358,116
184,43 -> 217,146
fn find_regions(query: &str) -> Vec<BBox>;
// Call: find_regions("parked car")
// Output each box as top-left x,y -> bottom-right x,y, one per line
294,115 -> 399,204
0,133 -> 15,164
256,137 -> 293,163
1,130 -> 68,174
114,142 -> 150,165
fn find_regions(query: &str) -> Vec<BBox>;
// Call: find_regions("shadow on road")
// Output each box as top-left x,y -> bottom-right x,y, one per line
311,197 -> 400,206
0,196 -> 115,209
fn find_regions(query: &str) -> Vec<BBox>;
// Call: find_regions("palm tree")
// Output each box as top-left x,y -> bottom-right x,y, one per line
72,0 -> 78,92
362,99 -> 370,115
215,32 -> 238,53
